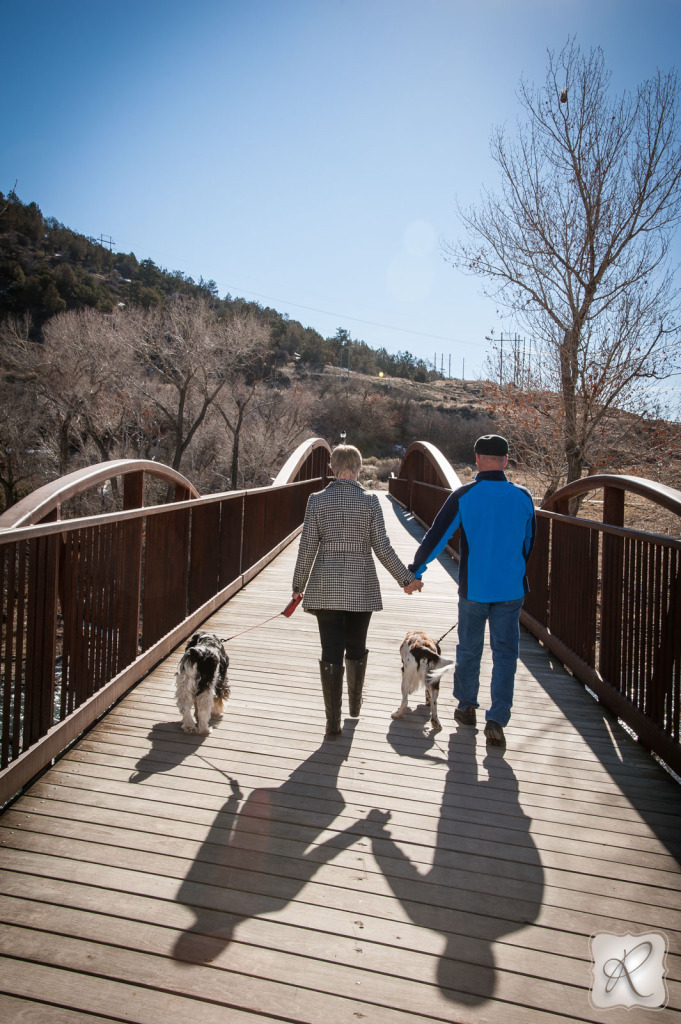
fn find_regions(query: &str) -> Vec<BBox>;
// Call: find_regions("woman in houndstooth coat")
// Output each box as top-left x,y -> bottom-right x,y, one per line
292,445 -> 418,739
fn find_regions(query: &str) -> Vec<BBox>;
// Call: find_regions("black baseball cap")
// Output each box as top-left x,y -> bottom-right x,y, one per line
474,434 -> 509,456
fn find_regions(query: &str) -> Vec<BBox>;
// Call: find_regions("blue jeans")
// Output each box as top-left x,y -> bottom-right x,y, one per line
453,596 -> 524,727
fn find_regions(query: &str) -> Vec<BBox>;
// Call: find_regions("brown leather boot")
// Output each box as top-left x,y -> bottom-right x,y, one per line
319,661 -> 344,738
345,650 -> 368,717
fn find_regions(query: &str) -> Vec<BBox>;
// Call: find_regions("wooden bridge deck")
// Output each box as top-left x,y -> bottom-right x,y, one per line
1,493 -> 679,1024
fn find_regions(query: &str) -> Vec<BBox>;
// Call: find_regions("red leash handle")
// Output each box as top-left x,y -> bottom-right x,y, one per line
282,594 -> 303,617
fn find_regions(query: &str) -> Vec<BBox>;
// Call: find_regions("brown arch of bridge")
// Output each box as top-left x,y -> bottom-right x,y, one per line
395,441 -> 462,491
0,459 -> 201,530
271,437 -> 332,486
0,440 -> 333,532
542,473 -> 681,523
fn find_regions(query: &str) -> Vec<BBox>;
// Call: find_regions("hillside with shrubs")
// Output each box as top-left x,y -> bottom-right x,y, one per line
0,191 -> 495,513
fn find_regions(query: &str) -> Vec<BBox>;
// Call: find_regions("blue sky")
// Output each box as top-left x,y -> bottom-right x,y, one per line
3,0 -> 681,385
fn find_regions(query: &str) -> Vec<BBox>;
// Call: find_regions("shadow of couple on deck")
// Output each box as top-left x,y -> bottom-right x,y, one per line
169,715 -> 544,1008
171,718 -> 365,964
376,719 -> 544,1005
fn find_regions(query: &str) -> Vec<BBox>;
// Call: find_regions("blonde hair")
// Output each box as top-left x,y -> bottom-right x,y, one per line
330,444 -> 362,476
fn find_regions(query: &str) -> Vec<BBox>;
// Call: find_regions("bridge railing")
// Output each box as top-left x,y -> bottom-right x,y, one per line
525,475 -> 681,776
0,439 -> 331,805
390,444 -> 681,775
389,441 -> 462,542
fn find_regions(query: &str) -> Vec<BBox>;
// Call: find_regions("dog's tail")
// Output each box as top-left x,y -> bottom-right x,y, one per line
426,658 -> 454,684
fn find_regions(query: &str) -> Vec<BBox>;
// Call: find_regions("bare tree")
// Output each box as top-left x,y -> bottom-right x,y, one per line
122,298 -> 271,478
446,40 -> 681,490
40,308 -> 134,470
0,309 -> 132,479
212,312 -> 277,488
0,316 -> 48,507
235,384 -> 319,487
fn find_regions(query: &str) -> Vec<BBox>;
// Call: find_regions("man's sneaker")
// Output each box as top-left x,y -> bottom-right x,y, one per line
454,706 -> 476,726
484,720 -> 506,747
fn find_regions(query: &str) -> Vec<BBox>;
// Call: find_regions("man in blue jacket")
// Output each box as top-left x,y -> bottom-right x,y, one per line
407,434 -> 536,747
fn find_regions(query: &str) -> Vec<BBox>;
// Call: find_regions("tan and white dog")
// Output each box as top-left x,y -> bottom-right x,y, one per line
392,630 -> 454,730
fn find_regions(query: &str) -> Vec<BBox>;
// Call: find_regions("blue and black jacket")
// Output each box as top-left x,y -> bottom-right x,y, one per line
408,471 -> 536,602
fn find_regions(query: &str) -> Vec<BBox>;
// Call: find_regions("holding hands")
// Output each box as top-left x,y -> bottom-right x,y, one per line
403,579 -> 423,595
366,808 -> 392,833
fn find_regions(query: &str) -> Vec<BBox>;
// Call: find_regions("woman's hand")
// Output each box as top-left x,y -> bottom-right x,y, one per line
404,580 -> 423,595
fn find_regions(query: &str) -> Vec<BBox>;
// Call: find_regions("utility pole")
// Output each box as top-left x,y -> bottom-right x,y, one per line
339,340 -> 351,380
96,234 -> 115,250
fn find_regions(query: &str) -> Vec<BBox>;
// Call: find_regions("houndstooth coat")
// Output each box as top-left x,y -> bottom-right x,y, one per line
292,479 -> 415,612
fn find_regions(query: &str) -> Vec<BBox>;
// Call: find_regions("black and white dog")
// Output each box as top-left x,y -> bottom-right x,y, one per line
392,630 -> 454,731
175,631 -> 230,735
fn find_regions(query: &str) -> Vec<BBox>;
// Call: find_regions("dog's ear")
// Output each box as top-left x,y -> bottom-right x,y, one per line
426,656 -> 454,681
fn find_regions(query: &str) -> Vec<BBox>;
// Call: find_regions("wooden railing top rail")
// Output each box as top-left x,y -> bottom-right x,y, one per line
0,458 -> 200,530
0,438 -> 333,542
0,476 -> 319,546
543,473 -> 681,518
536,506 -> 681,547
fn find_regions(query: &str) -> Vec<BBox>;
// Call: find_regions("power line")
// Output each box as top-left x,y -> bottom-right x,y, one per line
219,284 -> 487,349
120,237 -> 487,348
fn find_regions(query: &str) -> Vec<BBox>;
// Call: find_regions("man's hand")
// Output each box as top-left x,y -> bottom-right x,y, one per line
404,579 -> 423,595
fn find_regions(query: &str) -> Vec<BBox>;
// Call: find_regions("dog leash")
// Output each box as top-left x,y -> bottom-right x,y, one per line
436,621 -> 457,646
219,595 -> 303,644
219,599 -> 456,647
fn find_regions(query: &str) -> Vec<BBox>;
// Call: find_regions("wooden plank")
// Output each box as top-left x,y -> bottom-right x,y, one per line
0,923 -> 588,1024
0,956 -> 272,1024
75,717 -> 677,803
0,871 -> 649,980
0,993 -> 113,1023
2,815 -> 679,936
5,795 -> 680,895
66,708 -> 675,802
12,788 -> 681,877
2,845 -> 679,1003
2,898 -> 677,1024
0,815 -> 675,942
14,771 -> 681,890
45,749 -> 681,851
35,761 -> 679,880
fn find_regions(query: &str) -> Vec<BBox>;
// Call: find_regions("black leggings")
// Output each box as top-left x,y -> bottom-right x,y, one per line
315,610 -> 372,666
